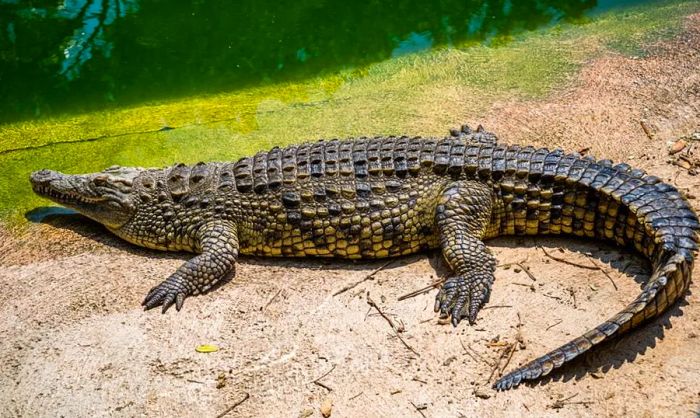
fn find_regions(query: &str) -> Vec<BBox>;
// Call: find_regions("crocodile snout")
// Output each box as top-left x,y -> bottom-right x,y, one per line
30,169 -> 62,185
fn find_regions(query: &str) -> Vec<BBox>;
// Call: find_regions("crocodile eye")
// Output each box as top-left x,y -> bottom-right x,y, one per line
94,175 -> 109,186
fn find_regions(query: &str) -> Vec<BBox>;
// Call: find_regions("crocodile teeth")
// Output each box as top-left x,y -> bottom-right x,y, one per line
35,185 -> 99,204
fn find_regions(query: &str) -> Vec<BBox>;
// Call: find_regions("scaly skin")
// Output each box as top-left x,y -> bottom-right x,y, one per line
29,125 -> 698,390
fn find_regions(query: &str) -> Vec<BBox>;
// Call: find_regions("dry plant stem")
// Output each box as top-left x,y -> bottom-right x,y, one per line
487,345 -> 513,384
587,257 -> 619,291
410,401 -> 428,418
640,120 -> 654,140
263,288 -> 282,311
499,343 -> 518,377
549,393 -> 593,409
312,364 -> 336,392
348,392 -> 363,401
366,293 -> 420,357
333,260 -> 393,296
539,246 -> 598,270
499,313 -> 524,375
460,337 -> 494,367
546,319 -> 563,330
397,278 -> 445,301
215,392 -> 250,418
487,313 -> 524,384
499,262 -> 538,282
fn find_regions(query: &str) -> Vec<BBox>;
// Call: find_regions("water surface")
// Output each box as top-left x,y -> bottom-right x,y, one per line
0,0 -> 656,123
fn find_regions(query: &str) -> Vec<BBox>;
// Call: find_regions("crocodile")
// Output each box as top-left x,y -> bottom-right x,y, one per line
29,125 -> 698,391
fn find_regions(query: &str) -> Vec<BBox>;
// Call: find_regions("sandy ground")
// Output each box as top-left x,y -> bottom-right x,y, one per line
2,14 -> 700,418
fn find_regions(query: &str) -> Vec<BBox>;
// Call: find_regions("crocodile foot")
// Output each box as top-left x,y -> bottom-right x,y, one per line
434,273 -> 492,326
142,276 -> 191,313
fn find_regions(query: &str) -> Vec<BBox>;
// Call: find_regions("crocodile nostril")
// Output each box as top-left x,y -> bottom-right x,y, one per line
30,169 -> 58,184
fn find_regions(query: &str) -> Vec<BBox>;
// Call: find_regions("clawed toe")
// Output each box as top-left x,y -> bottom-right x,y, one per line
142,279 -> 189,313
434,275 -> 492,326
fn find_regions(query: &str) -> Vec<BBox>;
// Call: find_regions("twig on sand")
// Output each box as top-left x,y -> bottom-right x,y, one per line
540,246 -> 618,290
499,262 -> 538,282
482,305 -> 513,310
349,392 -> 364,401
263,288 -> 283,311
539,247 -> 598,270
397,278 -> 444,301
486,344 -> 512,384
640,120 -> 654,140
546,319 -> 564,330
312,365 -> 336,392
512,282 -> 536,291
487,313 -> 524,384
215,392 -> 250,418
499,313 -> 524,375
460,337 -> 494,367
410,401 -> 428,418
333,260 -> 393,296
542,292 -> 563,301
367,293 -> 420,357
549,393 -> 594,409
497,343 -> 518,379
586,257 -> 619,291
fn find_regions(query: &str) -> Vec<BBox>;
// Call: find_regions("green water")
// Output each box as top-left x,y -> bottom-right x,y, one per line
0,0 -> 660,123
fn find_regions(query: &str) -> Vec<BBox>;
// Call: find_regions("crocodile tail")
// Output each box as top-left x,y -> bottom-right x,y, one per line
493,166 -> 699,391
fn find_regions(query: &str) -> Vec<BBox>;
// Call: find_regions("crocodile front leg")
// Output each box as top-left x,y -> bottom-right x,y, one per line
143,221 -> 239,313
434,181 -> 496,326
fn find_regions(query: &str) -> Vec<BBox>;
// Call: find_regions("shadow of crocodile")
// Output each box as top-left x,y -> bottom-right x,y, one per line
488,236 -> 689,390
25,206 -> 430,272
25,207 -> 689,389
527,298 -> 688,389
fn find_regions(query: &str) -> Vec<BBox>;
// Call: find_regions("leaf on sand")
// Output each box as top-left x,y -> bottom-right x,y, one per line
320,397 -> 333,417
195,344 -> 219,353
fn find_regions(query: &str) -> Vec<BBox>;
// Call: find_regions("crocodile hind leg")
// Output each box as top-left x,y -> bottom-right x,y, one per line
142,221 -> 239,313
434,181 -> 496,326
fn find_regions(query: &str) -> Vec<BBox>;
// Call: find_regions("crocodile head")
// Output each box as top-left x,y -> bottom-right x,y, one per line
30,166 -> 143,229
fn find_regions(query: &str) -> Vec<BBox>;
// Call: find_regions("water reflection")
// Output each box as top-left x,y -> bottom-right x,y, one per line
0,0 -> 623,123
392,32 -> 433,57
25,206 -> 78,223
58,0 -> 139,80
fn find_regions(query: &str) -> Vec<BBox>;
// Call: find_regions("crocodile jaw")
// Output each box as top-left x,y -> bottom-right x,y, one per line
30,169 -> 133,229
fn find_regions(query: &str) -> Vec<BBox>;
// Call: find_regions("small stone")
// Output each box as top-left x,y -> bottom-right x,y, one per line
473,387 -> 491,399
216,373 -> 226,389
668,139 -> 687,155
674,158 -> 692,169
442,356 -> 457,366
